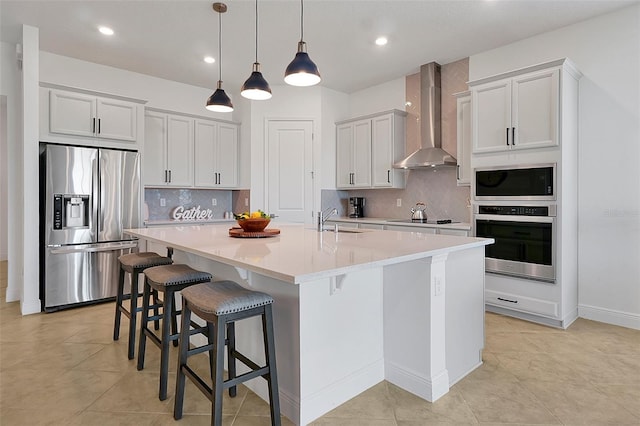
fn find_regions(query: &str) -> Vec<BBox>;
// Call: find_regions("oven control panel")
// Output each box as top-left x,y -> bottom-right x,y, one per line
478,205 -> 551,216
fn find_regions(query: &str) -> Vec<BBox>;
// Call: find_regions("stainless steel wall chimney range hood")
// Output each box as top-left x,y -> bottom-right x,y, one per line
393,62 -> 457,169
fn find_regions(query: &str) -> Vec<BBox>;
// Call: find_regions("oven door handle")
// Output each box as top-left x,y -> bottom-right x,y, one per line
474,214 -> 555,223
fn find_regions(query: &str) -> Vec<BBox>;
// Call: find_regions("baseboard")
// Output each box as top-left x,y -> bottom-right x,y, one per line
578,304 -> 640,330
385,360 -> 449,402
5,284 -> 20,303
298,358 -> 384,425
486,304 -> 565,328
20,299 -> 41,315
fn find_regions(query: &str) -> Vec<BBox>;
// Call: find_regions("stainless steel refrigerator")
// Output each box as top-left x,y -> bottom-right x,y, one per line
39,143 -> 140,312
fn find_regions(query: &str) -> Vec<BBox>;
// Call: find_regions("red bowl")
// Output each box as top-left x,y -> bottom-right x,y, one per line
237,217 -> 270,232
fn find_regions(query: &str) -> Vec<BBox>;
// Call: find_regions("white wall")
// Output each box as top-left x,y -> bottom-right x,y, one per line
320,88 -> 349,190
1,41 -> 22,302
470,4 -> 640,328
348,77 -> 406,118
0,96 -> 7,261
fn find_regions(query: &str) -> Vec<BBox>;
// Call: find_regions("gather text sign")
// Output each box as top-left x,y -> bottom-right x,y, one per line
171,205 -> 214,221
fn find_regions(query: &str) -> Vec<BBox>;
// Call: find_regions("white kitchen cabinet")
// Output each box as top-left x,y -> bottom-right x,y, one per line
455,91 -> 471,186
471,67 -> 559,153
385,224 -> 437,234
336,119 -> 372,188
371,111 -> 406,188
336,110 -> 406,189
194,119 -> 239,188
144,111 -> 193,187
438,228 -> 469,237
49,89 -> 137,142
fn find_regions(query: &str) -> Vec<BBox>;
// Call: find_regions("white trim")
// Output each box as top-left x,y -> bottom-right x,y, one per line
578,304 -> 640,330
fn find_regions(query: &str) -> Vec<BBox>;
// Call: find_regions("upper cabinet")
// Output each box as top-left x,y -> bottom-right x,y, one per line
455,91 -> 471,186
48,88 -> 138,142
144,111 -> 193,187
194,119 -> 239,189
336,119 -> 372,188
143,109 -> 240,189
470,65 -> 561,153
336,110 -> 406,189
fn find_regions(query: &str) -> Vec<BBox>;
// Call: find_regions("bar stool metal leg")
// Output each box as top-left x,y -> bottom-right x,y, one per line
263,304 -> 281,423
113,267 -> 126,342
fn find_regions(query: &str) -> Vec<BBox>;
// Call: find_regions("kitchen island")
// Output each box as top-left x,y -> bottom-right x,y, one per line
126,223 -> 492,425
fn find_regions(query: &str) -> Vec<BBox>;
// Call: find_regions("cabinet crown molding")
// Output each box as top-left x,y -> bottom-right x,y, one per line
468,58 -> 582,88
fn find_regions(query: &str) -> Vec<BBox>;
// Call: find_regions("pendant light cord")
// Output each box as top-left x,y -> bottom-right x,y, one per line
218,8 -> 222,81
255,0 -> 258,63
299,0 -> 304,42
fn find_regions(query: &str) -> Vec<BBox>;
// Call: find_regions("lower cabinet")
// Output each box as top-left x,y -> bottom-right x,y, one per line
438,228 -> 469,237
485,289 -> 558,318
385,224 -> 437,234
325,220 -> 470,236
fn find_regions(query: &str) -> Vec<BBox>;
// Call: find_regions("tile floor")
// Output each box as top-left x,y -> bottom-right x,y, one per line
1,260 -> 639,425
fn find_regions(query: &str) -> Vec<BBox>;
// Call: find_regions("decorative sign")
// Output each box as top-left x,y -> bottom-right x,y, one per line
171,205 -> 214,221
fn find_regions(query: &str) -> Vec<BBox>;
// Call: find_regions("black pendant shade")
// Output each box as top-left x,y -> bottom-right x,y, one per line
206,81 -> 234,112
284,41 -> 321,86
241,63 -> 272,100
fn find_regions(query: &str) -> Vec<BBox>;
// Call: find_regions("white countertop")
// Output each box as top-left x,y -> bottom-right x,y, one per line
327,216 -> 472,231
126,222 -> 490,284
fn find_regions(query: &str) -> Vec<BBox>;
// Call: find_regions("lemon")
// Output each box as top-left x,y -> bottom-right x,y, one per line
250,211 -> 262,218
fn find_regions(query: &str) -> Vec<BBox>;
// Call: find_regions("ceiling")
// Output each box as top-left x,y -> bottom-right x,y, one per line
1,0 -> 636,94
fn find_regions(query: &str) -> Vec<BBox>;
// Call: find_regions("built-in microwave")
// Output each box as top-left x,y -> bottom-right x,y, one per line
475,164 -> 556,201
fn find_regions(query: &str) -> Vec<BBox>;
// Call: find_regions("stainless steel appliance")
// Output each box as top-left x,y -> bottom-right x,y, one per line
349,197 -> 365,218
475,163 -> 555,201
39,143 -> 140,312
474,205 -> 556,282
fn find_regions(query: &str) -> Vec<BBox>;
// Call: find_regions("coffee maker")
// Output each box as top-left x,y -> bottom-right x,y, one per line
349,197 -> 365,218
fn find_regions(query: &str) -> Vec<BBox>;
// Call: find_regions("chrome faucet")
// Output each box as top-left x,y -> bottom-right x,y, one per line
317,207 -> 338,231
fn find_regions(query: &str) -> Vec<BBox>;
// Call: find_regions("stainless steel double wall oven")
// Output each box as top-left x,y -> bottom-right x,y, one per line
473,164 -> 557,282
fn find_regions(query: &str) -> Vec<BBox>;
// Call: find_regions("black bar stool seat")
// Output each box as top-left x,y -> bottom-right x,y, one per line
137,263 -> 212,401
113,252 -> 173,360
174,280 -> 281,426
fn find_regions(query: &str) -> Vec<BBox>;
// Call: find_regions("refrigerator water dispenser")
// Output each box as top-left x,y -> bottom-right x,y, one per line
54,194 -> 90,229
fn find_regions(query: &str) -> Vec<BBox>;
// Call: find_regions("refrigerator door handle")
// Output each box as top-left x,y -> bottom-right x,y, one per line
48,240 -> 138,254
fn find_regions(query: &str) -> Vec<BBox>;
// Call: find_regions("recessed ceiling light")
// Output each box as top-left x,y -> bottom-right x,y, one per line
98,26 -> 114,36
375,37 -> 388,46
204,56 -> 216,64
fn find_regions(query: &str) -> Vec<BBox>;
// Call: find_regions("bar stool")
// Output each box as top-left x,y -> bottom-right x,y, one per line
113,252 -> 173,360
174,280 -> 280,426
137,264 -> 213,401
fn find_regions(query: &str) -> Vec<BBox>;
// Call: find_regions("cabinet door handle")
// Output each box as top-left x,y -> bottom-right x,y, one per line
168,170 -> 172,183
97,118 -> 101,134
457,164 -> 460,180
164,170 -> 167,183
92,118 -> 96,134
511,127 -> 515,145
497,297 -> 518,304
506,127 -> 510,145
387,170 -> 391,183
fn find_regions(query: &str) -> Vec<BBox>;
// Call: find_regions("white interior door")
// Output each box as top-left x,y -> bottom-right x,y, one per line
267,120 -> 313,224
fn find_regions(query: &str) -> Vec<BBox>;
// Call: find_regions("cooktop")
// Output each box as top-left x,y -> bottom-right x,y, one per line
387,219 -> 460,225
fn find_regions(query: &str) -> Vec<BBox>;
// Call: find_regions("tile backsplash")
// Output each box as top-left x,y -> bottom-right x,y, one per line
145,188 -> 233,221
322,167 -> 471,222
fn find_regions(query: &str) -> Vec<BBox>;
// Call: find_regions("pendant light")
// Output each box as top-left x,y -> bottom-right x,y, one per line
284,0 -> 321,87
241,0 -> 272,100
206,2 -> 233,112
